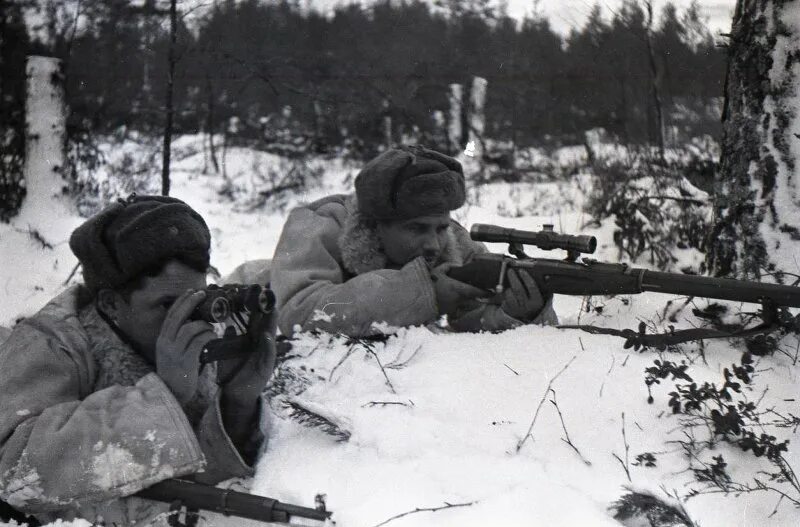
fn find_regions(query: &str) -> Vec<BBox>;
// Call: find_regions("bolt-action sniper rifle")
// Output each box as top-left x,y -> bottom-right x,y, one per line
136,478 -> 331,525
448,224 -> 800,348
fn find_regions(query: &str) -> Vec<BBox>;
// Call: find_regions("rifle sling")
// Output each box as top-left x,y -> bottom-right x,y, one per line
557,323 -> 777,350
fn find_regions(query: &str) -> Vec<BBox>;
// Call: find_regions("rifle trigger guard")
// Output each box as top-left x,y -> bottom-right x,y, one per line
220,488 -> 231,516
760,297 -> 779,324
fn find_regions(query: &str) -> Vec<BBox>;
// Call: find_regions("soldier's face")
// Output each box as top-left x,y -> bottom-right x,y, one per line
101,260 -> 207,363
376,212 -> 451,268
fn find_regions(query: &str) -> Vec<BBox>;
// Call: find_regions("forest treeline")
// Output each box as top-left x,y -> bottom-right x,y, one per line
5,0 -> 725,157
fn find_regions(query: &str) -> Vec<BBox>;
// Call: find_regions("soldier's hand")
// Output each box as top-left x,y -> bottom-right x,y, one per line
155,290 -> 216,405
500,268 -> 544,321
431,264 -> 490,317
217,308 -> 277,397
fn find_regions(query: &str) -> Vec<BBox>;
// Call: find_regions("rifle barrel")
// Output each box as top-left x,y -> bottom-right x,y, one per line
641,270 -> 800,308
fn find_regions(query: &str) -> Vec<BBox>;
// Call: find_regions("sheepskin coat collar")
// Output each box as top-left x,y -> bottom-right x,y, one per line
337,194 -> 471,276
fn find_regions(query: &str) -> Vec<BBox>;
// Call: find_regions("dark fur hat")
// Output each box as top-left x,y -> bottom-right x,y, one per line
69,194 -> 211,293
355,146 -> 465,220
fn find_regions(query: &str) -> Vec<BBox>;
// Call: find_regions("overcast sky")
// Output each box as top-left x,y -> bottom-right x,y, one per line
513,0 -> 736,35
306,0 -> 736,35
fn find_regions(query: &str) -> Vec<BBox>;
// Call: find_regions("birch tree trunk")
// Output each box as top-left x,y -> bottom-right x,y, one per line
18,55 -> 73,235
708,0 -> 800,280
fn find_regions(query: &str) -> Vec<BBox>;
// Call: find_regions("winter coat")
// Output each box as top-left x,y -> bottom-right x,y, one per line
0,286 -> 260,525
270,193 -> 558,337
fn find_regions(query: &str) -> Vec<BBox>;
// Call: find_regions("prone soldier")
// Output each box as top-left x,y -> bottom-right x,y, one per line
270,145 -> 558,337
0,195 -> 274,525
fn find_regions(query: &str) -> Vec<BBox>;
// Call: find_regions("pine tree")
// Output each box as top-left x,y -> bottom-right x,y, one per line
708,0 -> 800,279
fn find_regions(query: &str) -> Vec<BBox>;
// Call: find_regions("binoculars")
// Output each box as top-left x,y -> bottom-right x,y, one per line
190,284 -> 275,323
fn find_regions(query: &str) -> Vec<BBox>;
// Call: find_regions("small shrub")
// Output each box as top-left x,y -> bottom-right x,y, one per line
586,149 -> 712,271
66,130 -> 161,216
218,154 -> 324,213
646,348 -> 800,508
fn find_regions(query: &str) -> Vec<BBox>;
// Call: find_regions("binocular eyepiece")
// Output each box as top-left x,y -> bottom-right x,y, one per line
471,223 -> 597,255
191,284 -> 275,323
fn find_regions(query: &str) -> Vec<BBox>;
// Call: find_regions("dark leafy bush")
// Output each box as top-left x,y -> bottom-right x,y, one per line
586,149 -> 713,271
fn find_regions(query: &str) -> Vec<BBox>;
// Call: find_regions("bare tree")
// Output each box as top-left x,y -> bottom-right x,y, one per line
161,0 -> 177,196
643,0 -> 665,160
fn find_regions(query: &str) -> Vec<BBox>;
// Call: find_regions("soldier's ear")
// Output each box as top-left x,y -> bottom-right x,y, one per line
96,289 -> 121,321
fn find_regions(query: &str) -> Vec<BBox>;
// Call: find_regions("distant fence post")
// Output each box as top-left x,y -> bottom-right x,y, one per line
448,83 -> 463,153
382,99 -> 393,148
314,99 -> 325,151
383,115 -> 393,149
467,76 -> 488,161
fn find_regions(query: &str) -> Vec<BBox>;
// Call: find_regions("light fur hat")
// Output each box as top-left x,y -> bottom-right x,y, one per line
69,194 -> 211,292
354,145 -> 466,220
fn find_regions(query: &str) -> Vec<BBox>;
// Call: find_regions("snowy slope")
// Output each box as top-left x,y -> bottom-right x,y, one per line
1,137 -> 798,527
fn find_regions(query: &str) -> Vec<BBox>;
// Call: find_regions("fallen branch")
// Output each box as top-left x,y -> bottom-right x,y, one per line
516,355 -> 577,453
363,347 -> 397,394
550,389 -> 591,466
386,344 -> 422,370
362,401 -> 414,408
328,347 -> 357,382
371,501 -> 476,527
612,412 -> 632,482
635,195 -> 707,206
63,263 -> 80,286
14,227 -> 54,250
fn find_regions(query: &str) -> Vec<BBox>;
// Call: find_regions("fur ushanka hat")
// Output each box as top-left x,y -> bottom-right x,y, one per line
354,146 -> 466,220
69,194 -> 211,293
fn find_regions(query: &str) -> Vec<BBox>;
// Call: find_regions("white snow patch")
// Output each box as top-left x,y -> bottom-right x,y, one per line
311,309 -> 334,323
3,135 -> 799,526
90,442 -> 147,490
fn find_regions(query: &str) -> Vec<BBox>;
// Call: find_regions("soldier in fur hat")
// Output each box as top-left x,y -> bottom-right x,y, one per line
270,145 -> 558,337
0,195 -> 273,525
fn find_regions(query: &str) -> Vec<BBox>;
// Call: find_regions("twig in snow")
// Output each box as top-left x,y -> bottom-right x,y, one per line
386,344 -> 422,370
63,263 -> 80,286
607,354 -> 617,374
612,412 -> 632,482
636,195 -> 707,206
599,354 -> 616,397
363,347 -> 396,394
371,501 -> 476,527
15,227 -> 54,250
768,495 -> 784,518
550,389 -> 591,466
362,401 -> 414,408
516,355 -> 577,453
577,295 -> 589,324
328,347 -> 357,381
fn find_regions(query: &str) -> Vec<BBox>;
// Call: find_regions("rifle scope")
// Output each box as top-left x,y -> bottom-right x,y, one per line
471,224 -> 597,254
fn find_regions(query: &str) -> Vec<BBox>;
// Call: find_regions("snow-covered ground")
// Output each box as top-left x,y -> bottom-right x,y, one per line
1,136 -> 798,526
